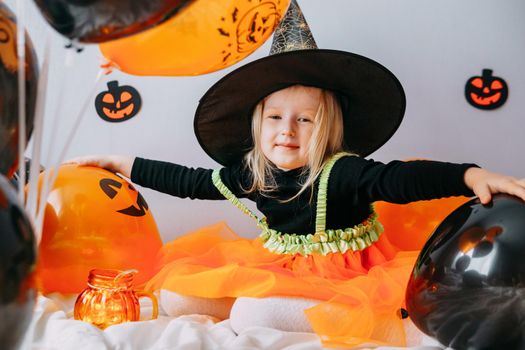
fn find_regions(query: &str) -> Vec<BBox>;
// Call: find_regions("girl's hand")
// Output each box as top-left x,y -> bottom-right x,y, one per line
65,155 -> 135,178
464,167 -> 525,204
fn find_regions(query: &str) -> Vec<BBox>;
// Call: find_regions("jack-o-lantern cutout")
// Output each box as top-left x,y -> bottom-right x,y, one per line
465,69 -> 508,110
95,80 -> 142,122
99,0 -> 290,76
35,165 -> 162,294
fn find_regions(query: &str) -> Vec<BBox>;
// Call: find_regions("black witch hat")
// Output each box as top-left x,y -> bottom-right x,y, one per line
194,0 -> 406,166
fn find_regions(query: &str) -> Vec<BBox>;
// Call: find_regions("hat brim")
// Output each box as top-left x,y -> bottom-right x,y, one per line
195,49 -> 406,166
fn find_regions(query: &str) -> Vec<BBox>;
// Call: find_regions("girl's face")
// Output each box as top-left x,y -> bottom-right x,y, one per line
260,85 -> 321,170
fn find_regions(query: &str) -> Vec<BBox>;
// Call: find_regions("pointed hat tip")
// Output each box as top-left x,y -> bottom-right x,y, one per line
269,0 -> 318,55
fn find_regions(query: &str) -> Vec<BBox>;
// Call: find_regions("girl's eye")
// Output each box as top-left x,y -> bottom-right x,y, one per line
298,117 -> 312,123
267,115 -> 281,120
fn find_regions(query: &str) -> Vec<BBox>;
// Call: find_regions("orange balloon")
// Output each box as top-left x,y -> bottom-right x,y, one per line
375,196 -> 471,251
36,165 -> 162,294
99,0 -> 291,76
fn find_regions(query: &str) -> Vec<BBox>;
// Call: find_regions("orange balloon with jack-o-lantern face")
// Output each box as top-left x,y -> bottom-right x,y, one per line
35,165 -> 162,294
99,0 -> 290,76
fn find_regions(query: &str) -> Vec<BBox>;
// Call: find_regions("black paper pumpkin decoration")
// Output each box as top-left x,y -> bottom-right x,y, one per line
95,81 -> 142,122
465,69 -> 508,110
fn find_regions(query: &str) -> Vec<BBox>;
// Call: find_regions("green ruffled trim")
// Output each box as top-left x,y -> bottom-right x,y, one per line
315,152 -> 353,233
211,169 -> 268,230
259,210 -> 384,256
212,153 -> 383,256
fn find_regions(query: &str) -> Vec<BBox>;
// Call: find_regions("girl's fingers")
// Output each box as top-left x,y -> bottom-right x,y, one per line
509,179 -> 525,201
492,178 -> 525,202
474,184 -> 492,204
63,157 -> 81,164
63,157 -> 102,168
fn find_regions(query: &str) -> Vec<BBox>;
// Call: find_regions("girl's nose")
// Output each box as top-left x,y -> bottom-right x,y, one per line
280,118 -> 296,136
281,128 -> 295,137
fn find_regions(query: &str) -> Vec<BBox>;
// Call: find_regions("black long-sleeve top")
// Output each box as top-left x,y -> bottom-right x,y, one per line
131,157 -> 476,235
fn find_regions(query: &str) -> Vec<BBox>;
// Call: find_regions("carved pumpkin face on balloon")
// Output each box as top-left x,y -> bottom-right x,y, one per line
95,81 -> 141,122
36,165 -> 162,294
465,69 -> 508,110
99,177 -> 148,216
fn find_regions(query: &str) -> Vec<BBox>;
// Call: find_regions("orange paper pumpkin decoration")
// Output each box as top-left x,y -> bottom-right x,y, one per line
375,196 -> 470,251
36,165 -> 162,294
95,81 -> 142,122
99,0 -> 291,76
465,69 -> 508,110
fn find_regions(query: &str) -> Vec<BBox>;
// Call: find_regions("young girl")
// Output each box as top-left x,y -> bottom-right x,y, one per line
70,1 -> 525,347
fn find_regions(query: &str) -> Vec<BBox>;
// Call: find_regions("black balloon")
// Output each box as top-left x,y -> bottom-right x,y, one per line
0,174 -> 37,350
406,194 -> 525,350
33,0 -> 194,43
0,3 -> 39,178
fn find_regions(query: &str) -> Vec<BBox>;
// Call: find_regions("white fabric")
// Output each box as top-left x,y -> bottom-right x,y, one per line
19,292 -> 449,350
230,296 -> 318,333
160,289 -> 235,320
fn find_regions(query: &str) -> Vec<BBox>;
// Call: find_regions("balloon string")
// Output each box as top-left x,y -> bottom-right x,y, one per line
34,68 -> 104,244
16,0 -> 26,203
32,48 -> 76,244
33,46 -> 76,243
26,38 -> 51,222
41,49 -> 75,173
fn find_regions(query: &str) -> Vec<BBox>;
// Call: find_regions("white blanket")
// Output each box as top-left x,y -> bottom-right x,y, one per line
19,294 -> 448,350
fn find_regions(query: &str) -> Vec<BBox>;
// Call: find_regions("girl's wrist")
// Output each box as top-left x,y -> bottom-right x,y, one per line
122,156 -> 135,178
464,166 -> 483,190
113,156 -> 134,178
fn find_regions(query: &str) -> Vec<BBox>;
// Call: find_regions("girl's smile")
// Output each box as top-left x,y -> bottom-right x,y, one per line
260,86 -> 322,170
276,143 -> 299,149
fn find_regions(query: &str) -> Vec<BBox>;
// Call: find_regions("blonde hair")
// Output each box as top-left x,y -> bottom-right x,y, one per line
244,85 -> 347,201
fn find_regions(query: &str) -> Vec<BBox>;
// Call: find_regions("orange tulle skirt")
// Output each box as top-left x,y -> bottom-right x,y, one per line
145,222 -> 420,348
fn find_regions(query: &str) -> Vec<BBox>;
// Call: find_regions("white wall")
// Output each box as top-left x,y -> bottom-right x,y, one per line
8,0 -> 525,242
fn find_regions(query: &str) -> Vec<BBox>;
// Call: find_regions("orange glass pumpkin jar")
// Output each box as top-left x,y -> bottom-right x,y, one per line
74,269 -> 158,329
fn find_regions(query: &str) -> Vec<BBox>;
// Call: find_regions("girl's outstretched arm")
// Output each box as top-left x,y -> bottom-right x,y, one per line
464,167 -> 525,204
65,155 -> 135,178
